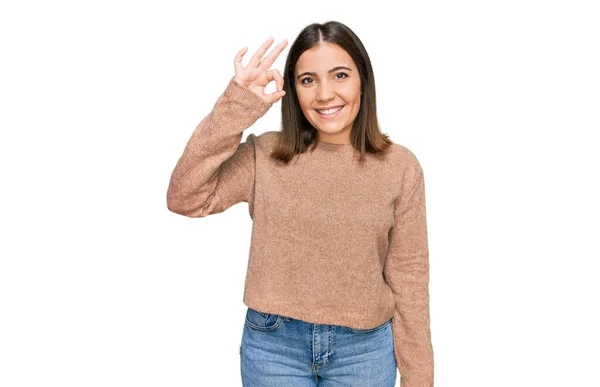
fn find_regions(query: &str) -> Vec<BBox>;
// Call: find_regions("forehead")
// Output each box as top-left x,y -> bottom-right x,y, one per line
295,43 -> 355,73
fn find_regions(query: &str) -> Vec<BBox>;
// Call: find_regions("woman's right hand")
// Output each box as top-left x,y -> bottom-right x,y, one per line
233,37 -> 288,104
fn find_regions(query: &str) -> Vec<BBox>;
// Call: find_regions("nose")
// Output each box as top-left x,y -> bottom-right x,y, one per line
316,80 -> 335,103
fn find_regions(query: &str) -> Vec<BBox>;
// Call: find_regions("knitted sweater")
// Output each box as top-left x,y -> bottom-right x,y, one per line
166,78 -> 434,386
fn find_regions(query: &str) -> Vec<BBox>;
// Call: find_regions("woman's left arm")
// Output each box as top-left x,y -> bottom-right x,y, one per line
383,156 -> 435,387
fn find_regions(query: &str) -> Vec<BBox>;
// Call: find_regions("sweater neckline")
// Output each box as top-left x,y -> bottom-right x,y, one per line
315,140 -> 354,151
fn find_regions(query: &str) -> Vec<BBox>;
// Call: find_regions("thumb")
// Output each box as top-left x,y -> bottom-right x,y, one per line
266,90 -> 286,104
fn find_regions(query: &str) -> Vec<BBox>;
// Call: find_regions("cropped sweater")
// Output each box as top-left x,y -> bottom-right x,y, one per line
166,78 -> 434,386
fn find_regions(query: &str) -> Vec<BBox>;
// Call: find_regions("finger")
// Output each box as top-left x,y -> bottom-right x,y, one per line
248,36 -> 274,69
234,46 -> 248,73
269,69 -> 284,92
266,90 -> 286,104
263,69 -> 283,91
258,39 -> 288,71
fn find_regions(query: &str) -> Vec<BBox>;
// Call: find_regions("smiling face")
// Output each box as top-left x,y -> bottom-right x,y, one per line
295,42 -> 362,144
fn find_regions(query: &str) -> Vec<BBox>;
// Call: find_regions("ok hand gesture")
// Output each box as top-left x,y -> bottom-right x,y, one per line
233,37 -> 288,104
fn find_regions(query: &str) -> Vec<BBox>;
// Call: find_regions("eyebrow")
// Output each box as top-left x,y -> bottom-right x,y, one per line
296,66 -> 353,79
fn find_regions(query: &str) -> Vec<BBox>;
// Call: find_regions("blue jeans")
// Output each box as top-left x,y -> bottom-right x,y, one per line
240,307 -> 397,386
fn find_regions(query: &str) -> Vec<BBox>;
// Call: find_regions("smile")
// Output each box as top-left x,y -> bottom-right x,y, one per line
315,106 -> 344,117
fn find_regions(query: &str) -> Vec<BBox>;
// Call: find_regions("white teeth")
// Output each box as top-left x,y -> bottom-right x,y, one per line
317,106 -> 343,115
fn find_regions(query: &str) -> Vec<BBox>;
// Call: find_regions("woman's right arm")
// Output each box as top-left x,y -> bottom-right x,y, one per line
166,37 -> 287,218
166,78 -> 272,217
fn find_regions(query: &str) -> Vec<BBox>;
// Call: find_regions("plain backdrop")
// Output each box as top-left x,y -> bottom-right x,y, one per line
1,0 -> 599,386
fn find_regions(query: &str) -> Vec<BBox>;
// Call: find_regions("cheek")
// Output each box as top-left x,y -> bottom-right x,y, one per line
297,93 -> 315,113
337,85 -> 360,103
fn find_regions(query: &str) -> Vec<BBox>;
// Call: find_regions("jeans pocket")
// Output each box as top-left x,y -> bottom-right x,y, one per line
346,318 -> 392,334
244,307 -> 283,332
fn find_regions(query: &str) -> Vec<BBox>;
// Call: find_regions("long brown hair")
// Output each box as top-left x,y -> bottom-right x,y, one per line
271,20 -> 393,164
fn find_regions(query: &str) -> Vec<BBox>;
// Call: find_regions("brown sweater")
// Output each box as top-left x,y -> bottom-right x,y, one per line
167,78 -> 434,386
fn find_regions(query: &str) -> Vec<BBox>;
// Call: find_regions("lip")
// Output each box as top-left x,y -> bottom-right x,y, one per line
315,105 -> 344,119
315,105 -> 344,111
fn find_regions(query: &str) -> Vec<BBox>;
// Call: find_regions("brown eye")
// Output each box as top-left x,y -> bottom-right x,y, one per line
301,77 -> 314,85
336,72 -> 348,79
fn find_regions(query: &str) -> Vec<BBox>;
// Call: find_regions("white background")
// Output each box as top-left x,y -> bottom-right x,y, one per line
1,0 -> 599,386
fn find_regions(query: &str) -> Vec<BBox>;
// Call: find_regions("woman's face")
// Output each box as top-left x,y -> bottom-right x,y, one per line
294,42 -> 361,144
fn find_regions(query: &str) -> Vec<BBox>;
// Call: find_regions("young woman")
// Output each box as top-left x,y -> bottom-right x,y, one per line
167,21 -> 434,387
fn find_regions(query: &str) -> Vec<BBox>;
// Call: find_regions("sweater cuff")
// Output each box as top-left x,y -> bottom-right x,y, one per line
224,77 -> 273,120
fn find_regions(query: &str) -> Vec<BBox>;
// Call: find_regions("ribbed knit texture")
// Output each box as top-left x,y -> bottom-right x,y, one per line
167,77 -> 434,386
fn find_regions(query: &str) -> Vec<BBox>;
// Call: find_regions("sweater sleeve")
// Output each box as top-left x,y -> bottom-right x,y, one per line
166,77 -> 272,218
383,157 -> 435,387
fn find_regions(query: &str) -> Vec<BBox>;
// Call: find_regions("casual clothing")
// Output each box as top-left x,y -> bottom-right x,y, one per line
167,77 -> 434,386
241,306 -> 396,386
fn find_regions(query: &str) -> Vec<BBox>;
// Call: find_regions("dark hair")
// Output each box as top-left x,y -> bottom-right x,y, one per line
271,20 -> 393,164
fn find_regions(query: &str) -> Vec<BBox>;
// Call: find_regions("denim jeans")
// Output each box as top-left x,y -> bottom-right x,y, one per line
240,307 -> 397,386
